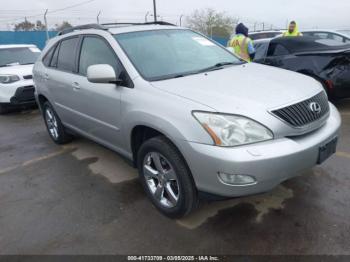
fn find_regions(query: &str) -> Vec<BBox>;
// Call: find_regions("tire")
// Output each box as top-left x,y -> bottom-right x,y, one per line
137,136 -> 198,218
42,101 -> 73,144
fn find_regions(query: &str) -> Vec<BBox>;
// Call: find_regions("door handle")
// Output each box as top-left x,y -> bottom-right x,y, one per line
72,82 -> 81,90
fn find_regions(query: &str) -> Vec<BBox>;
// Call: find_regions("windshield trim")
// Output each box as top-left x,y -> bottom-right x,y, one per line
114,29 -> 244,82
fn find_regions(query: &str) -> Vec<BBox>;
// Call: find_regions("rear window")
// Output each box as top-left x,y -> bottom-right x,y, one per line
57,37 -> 79,72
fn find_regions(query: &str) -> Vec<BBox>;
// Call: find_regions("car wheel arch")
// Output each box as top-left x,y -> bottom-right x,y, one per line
130,125 -> 178,167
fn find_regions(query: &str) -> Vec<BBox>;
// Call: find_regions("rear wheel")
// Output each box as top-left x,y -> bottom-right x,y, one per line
137,136 -> 198,218
42,101 -> 73,144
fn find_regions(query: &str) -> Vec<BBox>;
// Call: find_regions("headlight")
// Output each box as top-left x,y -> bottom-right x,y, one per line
193,112 -> 273,147
0,75 -> 20,84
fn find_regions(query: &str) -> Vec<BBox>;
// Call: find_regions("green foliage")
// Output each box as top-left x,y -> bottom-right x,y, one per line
54,21 -> 73,32
186,8 -> 238,38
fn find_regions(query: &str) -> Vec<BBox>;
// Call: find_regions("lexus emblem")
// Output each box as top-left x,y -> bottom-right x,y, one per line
309,102 -> 322,114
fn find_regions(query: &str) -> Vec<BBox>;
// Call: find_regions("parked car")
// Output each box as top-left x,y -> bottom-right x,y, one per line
33,23 -> 341,218
0,44 -> 40,114
253,37 -> 350,100
248,30 -> 284,40
302,30 -> 350,43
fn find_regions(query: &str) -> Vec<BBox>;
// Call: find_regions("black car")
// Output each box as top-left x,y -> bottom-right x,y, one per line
254,37 -> 350,100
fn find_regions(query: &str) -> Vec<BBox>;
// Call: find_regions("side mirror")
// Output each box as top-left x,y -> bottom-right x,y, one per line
87,64 -> 120,84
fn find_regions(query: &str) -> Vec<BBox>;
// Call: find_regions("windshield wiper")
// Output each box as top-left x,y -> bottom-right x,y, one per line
19,62 -> 34,65
196,62 -> 238,74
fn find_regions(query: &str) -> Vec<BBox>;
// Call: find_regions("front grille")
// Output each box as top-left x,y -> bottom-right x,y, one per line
10,86 -> 35,104
23,75 -> 33,80
271,92 -> 329,128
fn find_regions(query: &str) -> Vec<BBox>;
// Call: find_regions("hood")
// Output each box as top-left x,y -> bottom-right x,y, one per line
0,64 -> 34,77
151,63 -> 323,115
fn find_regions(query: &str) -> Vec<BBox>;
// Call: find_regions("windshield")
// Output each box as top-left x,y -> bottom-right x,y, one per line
338,30 -> 350,37
114,29 -> 243,81
0,47 -> 41,67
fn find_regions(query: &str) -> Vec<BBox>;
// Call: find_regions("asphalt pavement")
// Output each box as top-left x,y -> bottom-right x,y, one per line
0,101 -> 349,255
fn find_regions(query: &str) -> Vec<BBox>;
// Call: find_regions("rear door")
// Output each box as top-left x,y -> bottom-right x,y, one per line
45,36 -> 81,126
68,35 -> 132,149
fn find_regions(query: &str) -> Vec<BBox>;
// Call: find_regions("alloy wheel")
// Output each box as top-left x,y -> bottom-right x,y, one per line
45,108 -> 59,140
143,152 -> 180,208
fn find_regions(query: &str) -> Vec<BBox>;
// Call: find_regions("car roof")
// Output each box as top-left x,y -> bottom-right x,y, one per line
249,30 -> 284,35
108,24 -> 182,35
302,29 -> 350,37
0,44 -> 37,49
56,22 -> 180,37
253,38 -> 271,44
271,36 -> 350,53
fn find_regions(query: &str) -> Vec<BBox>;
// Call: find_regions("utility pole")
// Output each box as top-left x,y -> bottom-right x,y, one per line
44,10 -> 49,41
179,14 -> 184,26
153,0 -> 157,22
145,11 -> 150,22
97,11 -> 101,24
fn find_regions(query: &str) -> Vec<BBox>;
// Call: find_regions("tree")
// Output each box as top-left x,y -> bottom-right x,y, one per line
186,8 -> 238,38
14,19 -> 47,31
14,18 -> 35,31
54,21 -> 73,32
35,20 -> 46,31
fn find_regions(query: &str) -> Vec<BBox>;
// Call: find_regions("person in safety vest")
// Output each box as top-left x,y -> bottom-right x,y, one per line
283,21 -> 303,37
228,23 -> 255,62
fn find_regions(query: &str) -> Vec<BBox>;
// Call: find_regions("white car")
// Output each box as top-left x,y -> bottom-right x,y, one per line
0,44 -> 41,114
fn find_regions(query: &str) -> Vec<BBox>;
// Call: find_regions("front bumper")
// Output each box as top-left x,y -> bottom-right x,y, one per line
178,103 -> 341,198
0,81 -> 36,106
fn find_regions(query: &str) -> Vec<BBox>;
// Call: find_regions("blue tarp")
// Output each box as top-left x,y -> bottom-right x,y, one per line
0,31 -> 58,49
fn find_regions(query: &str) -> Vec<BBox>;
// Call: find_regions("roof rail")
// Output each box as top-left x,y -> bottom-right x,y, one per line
101,21 -> 176,27
57,21 -> 177,36
57,23 -> 108,36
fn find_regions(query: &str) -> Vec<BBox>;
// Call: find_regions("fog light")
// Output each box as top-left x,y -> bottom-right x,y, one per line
218,173 -> 256,186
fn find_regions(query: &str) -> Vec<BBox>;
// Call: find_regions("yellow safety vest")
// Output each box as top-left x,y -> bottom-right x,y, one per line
229,34 -> 252,62
283,31 -> 303,37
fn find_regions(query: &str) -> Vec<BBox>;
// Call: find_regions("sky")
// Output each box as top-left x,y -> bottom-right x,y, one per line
0,0 -> 349,30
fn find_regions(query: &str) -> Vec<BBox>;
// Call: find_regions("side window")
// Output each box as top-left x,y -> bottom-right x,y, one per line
313,33 -> 329,39
42,44 -> 56,66
50,42 -> 60,68
267,43 -> 290,56
57,37 -> 79,72
78,36 -> 122,77
253,42 -> 268,60
331,34 -> 344,43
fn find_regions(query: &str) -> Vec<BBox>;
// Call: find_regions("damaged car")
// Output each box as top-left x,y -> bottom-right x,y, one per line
253,37 -> 350,100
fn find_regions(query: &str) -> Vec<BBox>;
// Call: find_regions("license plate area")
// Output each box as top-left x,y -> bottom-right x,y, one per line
318,137 -> 338,164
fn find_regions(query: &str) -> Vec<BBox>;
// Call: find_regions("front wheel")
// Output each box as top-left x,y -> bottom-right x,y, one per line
42,101 -> 73,144
137,136 -> 198,218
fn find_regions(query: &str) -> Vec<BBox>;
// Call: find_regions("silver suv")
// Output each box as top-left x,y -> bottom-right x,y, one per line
33,22 -> 341,218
